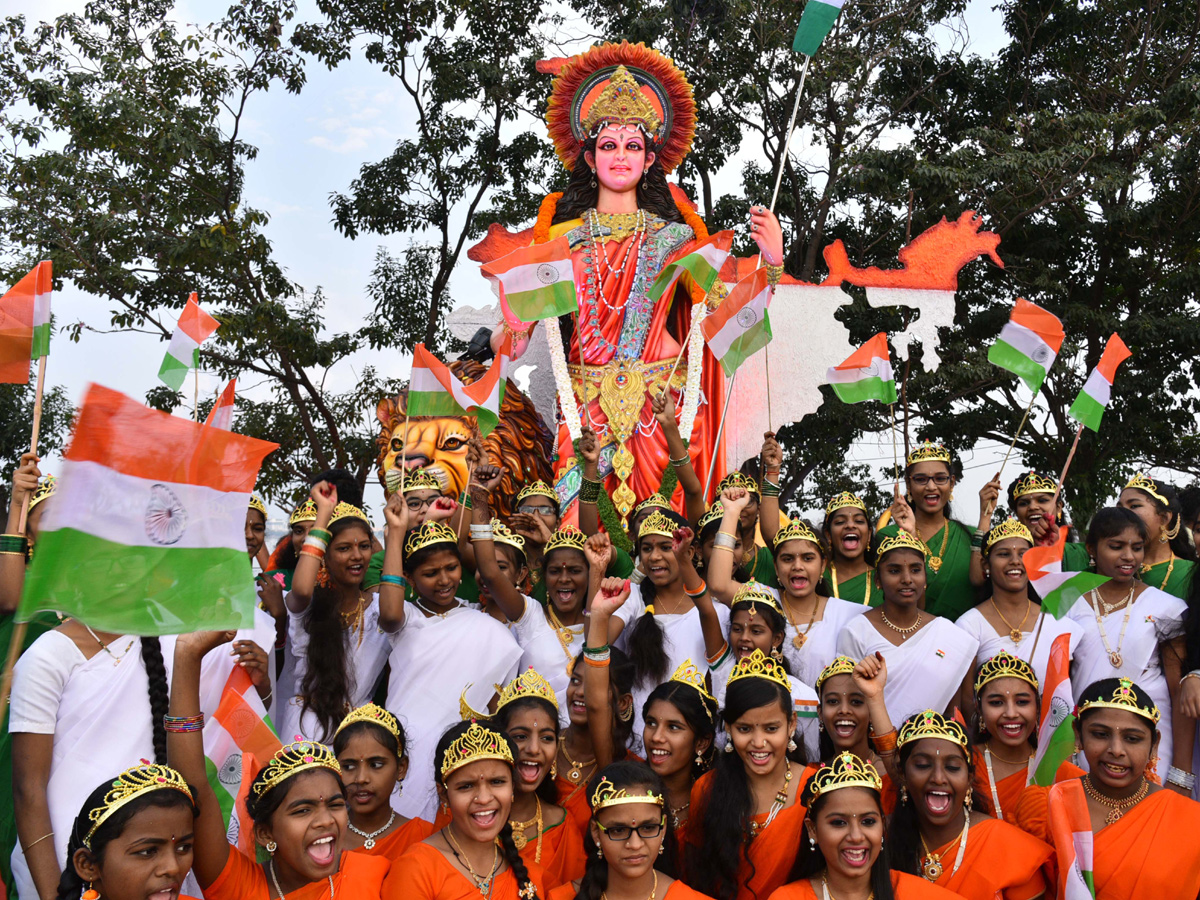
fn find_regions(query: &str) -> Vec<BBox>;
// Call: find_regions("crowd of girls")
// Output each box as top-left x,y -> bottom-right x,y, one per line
4,429 -> 1200,900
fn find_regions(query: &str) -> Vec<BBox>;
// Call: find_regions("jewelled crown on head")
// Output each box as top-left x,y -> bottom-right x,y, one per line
876,530 -> 928,559
402,468 -> 445,494
582,65 -> 664,139
591,775 -> 665,812
85,763 -> 193,848
544,524 -> 587,554
773,519 -> 822,550
1125,472 -> 1168,507
973,649 -> 1038,694
441,721 -> 514,779
491,518 -> 526,554
329,501 -> 370,527
825,491 -> 867,516
669,658 -> 715,703
289,497 -> 317,525
906,440 -> 952,467
638,510 -> 676,540
252,741 -> 341,800
336,703 -> 402,743
718,471 -> 760,496
897,710 -> 968,751
732,580 -> 783,616
248,495 -> 267,517
459,684 -> 489,722
498,667 -> 559,712
635,494 -> 673,518
29,474 -> 56,511
727,648 -> 791,691
517,480 -> 558,504
816,656 -> 857,692
1079,677 -> 1161,725
1012,472 -> 1057,499
405,520 -> 458,556
808,752 -> 883,801
983,517 -> 1034,554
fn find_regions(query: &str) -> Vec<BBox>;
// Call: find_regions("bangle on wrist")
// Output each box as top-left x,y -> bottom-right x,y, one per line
379,574 -> 406,587
163,713 -> 205,733
629,568 -> 646,585
308,527 -> 332,543
970,531 -> 985,548
713,532 -> 737,550
669,453 -> 692,468
579,477 -> 602,505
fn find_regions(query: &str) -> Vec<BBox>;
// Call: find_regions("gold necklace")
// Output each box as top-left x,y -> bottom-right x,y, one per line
590,209 -> 648,244
559,734 -> 595,783
820,876 -> 875,900
1082,774 -> 1148,825
602,871 -> 657,900
82,625 -> 136,666
1141,554 -> 1176,590
918,810 -> 969,882
546,604 -> 583,670
443,825 -> 501,895
749,762 -> 793,838
340,596 -> 366,648
916,522 -> 951,573
990,597 -> 1031,643
828,560 -> 874,606
509,796 -> 543,860
880,610 -> 922,640
783,594 -> 820,649
1091,586 -> 1134,667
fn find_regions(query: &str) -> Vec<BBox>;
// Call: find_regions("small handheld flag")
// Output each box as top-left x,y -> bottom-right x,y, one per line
702,268 -> 773,376
826,332 -> 897,404
0,260 -> 52,384
482,236 -> 577,324
159,293 -> 219,391
647,231 -> 734,303
1023,525 -> 1108,619
1030,633 -> 1076,787
793,0 -> 846,56
988,298 -> 1064,392
407,337 -> 511,437
1068,334 -> 1131,432
1047,782 -> 1097,899
205,379 -> 237,431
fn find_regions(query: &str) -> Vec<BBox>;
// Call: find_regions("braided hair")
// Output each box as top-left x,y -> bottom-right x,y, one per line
628,511 -> 690,688
140,637 -> 169,764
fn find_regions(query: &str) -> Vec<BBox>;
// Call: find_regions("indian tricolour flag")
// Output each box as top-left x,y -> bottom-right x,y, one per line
159,292 -> 219,391
205,378 -> 237,431
1023,525 -> 1108,619
1030,632 -> 1076,787
0,260 -> 52,384
204,665 -> 281,854
1068,333 -> 1131,432
793,0 -> 845,56
1047,781 -> 1097,899
18,384 -> 278,635
702,268 -> 773,376
988,298 -> 1064,392
826,332 -> 897,404
482,235 -> 577,324
647,231 -> 734,302
407,336 -> 511,437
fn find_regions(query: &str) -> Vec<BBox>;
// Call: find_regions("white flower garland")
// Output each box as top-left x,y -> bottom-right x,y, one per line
544,316 -> 583,441
678,305 -> 705,442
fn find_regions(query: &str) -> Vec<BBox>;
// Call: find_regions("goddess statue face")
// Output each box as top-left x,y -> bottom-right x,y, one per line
585,125 -> 656,195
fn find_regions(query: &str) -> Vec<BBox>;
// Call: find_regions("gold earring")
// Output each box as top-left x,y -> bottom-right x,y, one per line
266,840 -> 277,854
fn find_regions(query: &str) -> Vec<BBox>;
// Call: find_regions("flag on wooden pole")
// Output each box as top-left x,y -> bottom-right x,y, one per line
1067,334 -> 1131,432
482,236 -> 577,323
702,268 -> 773,376
0,260 -> 52,383
407,337 -> 511,437
826,332 -> 897,404
647,231 -> 734,302
204,379 -> 237,431
987,298 -> 1065,392
159,293 -> 219,391
18,384 -> 277,635
792,0 -> 846,56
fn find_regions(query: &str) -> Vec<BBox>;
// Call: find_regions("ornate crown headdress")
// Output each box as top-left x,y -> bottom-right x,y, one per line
441,721 -> 514,779
591,775 -> 665,812
248,495 -> 267,517
544,524 -> 587,554
289,498 -> 317,525
491,518 -> 526,556
876,530 -> 928,559
697,501 -> 725,532
29,474 -> 56,511
335,703 -> 403,745
816,656 -> 857,693
329,502 -> 370,527
717,471 -> 760,497
638,510 -> 676,540
906,440 -> 952,466
497,667 -> 559,712
773,519 -> 822,551
516,480 -> 558,505
1125,472 -> 1168,507
825,492 -> 867,516
732,580 -> 783,618
807,752 -> 883,802
974,650 -> 1038,694
896,710 -> 968,751
983,518 -> 1034,554
402,468 -> 444,494
635,494 -> 674,518
252,741 -> 341,800
1012,472 -> 1057,499
1078,677 -> 1160,725
84,763 -> 193,848
727,648 -> 791,691
404,520 -> 457,556
669,658 -> 716,705
459,684 -> 490,722
581,65 -> 662,137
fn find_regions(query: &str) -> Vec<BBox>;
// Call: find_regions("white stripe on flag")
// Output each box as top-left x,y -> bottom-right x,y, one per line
706,285 -> 770,359
489,258 -> 573,297
1080,368 -> 1111,406
43,459 -> 249,552
998,320 -> 1055,365
32,290 -> 50,328
166,329 -> 201,367
410,364 -> 474,410
827,359 -> 893,384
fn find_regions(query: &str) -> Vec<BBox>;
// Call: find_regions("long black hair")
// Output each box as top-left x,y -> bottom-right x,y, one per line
1086,506 -> 1149,561
642,679 -> 719,780
57,774 -> 198,900
628,511 -> 690,688
729,595 -> 794,677
685,677 -> 805,900
434,721 -> 538,900
788,781 -> 895,900
141,637 -> 169,765
494,696 -> 561,806
572,646 -> 637,753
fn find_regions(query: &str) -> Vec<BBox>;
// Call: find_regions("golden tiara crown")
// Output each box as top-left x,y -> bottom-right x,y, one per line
459,684 -> 489,722
1125,472 -> 1168,507
29,474 -> 56,511
718,471 -> 760,496
441,721 -> 514,779
825,492 -> 867,516
490,518 -> 526,555
669,658 -> 716,704
639,510 -> 676,539
906,440 -> 952,466
517,480 -> 558,504
329,502 -> 370,527
808,752 -> 883,801
544,524 -> 587,554
983,517 -> 1034,554
252,741 -> 341,800
581,66 -> 664,138
84,764 -> 193,849
732,580 -> 783,617
773,519 -> 822,550
402,468 -> 444,493
1012,472 -> 1057,499
697,501 -> 725,532
974,649 -> 1038,694
404,520 -> 457,556
591,775 -> 665,812
1078,677 -> 1160,725
897,710 -> 968,751
289,498 -> 317,525
876,530 -> 928,559
727,648 -> 791,691
497,667 -> 559,712
335,703 -> 402,744
635,494 -> 673,518
249,495 -> 267,517
816,656 -> 857,692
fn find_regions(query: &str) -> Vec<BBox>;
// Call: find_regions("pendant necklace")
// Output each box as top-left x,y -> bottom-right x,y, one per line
509,796 -> 544,860
444,825 -> 501,896
919,809 -> 969,882
83,624 -> 135,666
990,597 -> 1031,643
348,810 -> 395,850
783,594 -> 820,649
559,733 -> 595,783
1082,773 -> 1148,825
1091,586 -> 1134,668
916,521 -> 950,573
880,610 -> 922,641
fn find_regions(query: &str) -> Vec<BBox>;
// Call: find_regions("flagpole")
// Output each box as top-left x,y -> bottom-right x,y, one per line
572,313 -> 594,428
889,403 -> 899,485
194,361 -> 200,422
1051,423 -> 1085,510
703,370 -> 739,501
456,461 -> 474,534
997,391 -> 1039,481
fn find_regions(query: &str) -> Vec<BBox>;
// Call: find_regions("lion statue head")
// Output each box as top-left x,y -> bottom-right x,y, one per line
375,358 -> 556,520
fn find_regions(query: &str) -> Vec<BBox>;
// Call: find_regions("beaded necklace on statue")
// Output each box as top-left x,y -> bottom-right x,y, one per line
580,208 -> 651,357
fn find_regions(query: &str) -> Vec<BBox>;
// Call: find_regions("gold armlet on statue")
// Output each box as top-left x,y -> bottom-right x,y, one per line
705,279 -> 729,311
765,264 -> 784,288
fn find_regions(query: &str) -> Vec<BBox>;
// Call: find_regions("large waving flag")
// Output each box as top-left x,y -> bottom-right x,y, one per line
19,384 -> 277,635
793,0 -> 845,56
988,298 -> 1065,392
826,332 -> 897,404
702,268 -> 773,376
482,235 -> 577,324
647,231 -> 734,302
1030,633 -> 1076,786
0,260 -> 52,384
1068,333 -> 1131,432
1047,781 -> 1097,899
1023,525 -> 1108,619
205,378 -> 237,431
408,337 -> 511,437
159,292 -> 219,391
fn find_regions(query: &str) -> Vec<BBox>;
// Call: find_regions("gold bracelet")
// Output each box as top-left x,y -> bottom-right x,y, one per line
765,263 -> 784,287
22,831 -> 53,851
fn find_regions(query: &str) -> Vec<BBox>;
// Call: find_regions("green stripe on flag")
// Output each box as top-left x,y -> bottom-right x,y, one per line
988,339 -> 1048,391
648,252 -> 721,302
1068,390 -> 1105,432
158,352 -> 191,391
19,528 -> 257,635
793,0 -> 842,56
31,323 -> 50,359
407,390 -> 467,419
718,314 -> 773,376
1041,572 -> 1109,619
504,280 -> 577,322
204,756 -> 237,829
830,376 -> 897,405
1032,716 -> 1077,786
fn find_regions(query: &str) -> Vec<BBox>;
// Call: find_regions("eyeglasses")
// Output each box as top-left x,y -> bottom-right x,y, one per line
594,816 -> 666,841
517,505 -> 557,517
406,497 -> 439,510
909,473 -> 951,487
